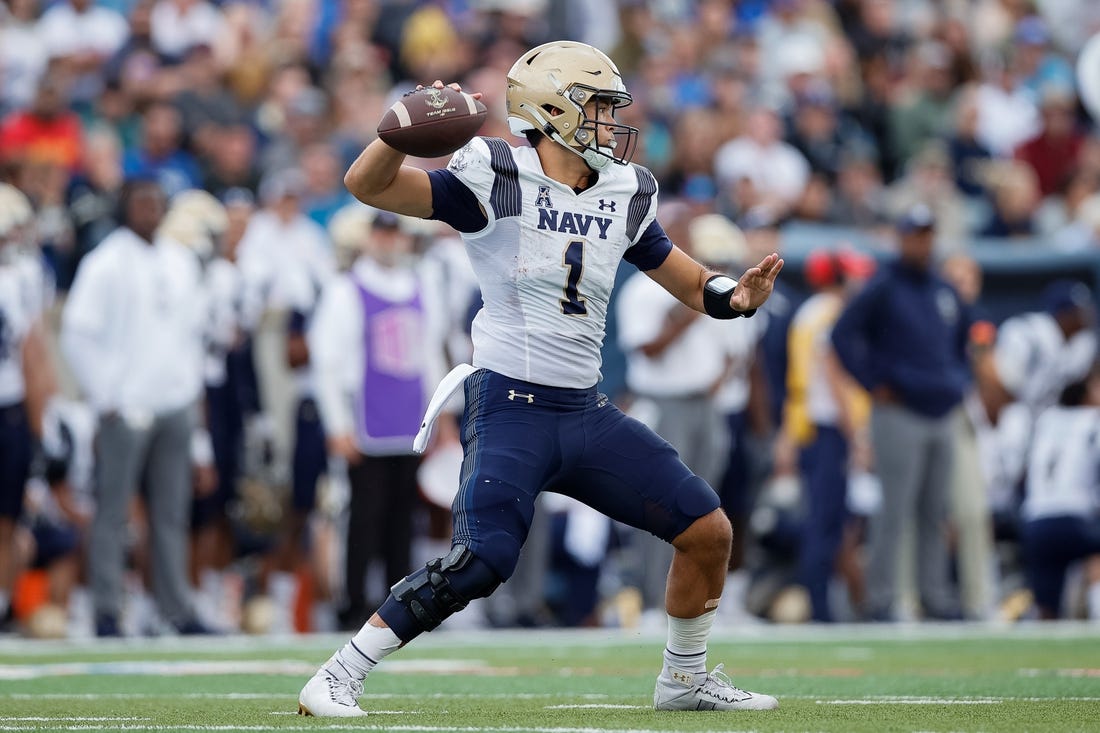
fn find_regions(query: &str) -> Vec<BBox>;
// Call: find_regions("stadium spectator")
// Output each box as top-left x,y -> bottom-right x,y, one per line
122,101 -> 201,198
62,127 -> 122,289
714,105 -> 811,220
0,72 -> 83,174
200,122 -> 261,199
980,160 -> 1040,239
0,0 -> 48,118
1014,85 -> 1084,199
37,0 -> 129,105
150,0 -> 225,63
60,177 -> 211,636
887,41 -> 955,171
829,143 -> 887,228
832,203 -> 970,621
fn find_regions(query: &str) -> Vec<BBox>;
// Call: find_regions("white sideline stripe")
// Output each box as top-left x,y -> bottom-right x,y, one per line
0,727 -> 761,733
5,621 -> 1098,656
0,692 -> 613,701
818,698 -> 1003,705
0,658 -> 498,680
0,718 -> 151,722
393,101 -> 412,127
5,692 -> 1100,702
545,705 -> 647,710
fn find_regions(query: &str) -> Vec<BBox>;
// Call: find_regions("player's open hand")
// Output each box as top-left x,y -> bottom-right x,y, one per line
731,253 -> 784,312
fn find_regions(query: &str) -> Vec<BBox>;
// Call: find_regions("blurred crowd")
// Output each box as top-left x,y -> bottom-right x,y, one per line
2,0 -> 1100,638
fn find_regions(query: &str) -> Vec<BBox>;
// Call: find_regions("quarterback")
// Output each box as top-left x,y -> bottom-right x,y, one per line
298,41 -> 783,716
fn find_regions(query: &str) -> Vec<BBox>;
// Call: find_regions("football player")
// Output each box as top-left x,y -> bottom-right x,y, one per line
298,41 -> 783,716
1020,361 -> 1100,619
0,183 -> 58,631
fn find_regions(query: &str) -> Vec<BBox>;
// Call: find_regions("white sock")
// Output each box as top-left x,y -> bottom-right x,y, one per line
1088,582 -> 1100,621
663,609 -> 717,674
327,622 -> 402,681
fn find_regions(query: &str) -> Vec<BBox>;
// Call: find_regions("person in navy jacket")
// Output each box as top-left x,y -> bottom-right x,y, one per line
831,203 -> 970,621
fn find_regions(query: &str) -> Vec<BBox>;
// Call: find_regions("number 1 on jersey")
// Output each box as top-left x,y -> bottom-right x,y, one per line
560,239 -> 588,316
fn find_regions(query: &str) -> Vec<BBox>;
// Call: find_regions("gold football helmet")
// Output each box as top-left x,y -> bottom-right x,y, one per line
506,41 -> 638,171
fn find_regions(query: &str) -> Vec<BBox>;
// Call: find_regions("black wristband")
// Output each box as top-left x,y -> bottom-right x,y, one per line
703,274 -> 756,319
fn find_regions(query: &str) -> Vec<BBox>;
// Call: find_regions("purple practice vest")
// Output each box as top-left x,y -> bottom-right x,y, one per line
353,278 -> 426,453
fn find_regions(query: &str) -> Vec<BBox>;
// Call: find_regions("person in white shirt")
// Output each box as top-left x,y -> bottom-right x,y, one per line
1021,363 -> 1100,619
0,0 -> 49,116
615,211 -> 735,614
692,214 -> 768,601
309,208 -> 449,629
150,0 -> 225,61
60,178 -> 211,637
713,106 -> 811,220
36,0 -> 128,103
0,183 -> 58,631
297,43 -> 782,718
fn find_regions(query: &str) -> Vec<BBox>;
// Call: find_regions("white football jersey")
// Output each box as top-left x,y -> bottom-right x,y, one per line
1022,405 -> 1100,521
0,258 -> 31,405
445,137 -> 661,388
994,311 -> 1097,412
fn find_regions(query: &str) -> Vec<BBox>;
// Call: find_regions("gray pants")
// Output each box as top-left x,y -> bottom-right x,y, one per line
90,407 -> 196,626
866,403 -> 960,618
631,394 -> 726,610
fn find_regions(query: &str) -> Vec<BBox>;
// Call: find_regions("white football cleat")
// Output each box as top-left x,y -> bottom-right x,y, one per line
297,670 -> 368,717
654,663 -> 778,711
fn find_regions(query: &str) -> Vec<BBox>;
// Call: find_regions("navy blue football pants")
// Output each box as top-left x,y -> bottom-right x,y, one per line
451,369 -> 721,582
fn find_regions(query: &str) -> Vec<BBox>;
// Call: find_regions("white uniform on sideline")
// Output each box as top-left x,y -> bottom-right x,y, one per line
994,312 -> 1097,414
61,227 -> 205,417
1023,406 -> 1100,522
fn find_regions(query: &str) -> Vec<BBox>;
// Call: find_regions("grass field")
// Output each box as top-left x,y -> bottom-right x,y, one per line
2,623 -> 1099,733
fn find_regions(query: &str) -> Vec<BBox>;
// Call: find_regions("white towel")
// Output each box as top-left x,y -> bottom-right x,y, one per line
413,363 -> 478,453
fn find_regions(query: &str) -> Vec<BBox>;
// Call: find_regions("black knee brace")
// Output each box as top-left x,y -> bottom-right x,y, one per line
389,544 -> 501,633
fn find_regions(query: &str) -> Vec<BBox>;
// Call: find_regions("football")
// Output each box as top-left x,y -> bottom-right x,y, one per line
378,86 -> 488,159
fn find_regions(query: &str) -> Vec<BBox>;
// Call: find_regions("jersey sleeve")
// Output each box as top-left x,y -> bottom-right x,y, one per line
427,170 -> 488,233
624,164 -> 659,245
623,219 -> 673,271
433,136 -> 522,227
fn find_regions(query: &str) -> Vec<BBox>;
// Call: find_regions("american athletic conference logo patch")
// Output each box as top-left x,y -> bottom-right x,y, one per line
535,185 -> 553,209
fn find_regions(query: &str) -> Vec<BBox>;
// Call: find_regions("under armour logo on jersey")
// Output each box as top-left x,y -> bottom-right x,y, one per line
507,390 -> 534,403
535,185 -> 553,209
598,199 -> 616,212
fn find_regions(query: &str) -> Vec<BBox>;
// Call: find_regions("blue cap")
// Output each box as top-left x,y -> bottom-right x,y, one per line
1041,280 -> 1094,316
1015,16 -> 1050,46
373,210 -> 401,230
896,203 -> 935,233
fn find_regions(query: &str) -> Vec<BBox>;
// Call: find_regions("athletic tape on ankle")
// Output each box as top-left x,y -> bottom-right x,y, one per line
704,599 -> 720,610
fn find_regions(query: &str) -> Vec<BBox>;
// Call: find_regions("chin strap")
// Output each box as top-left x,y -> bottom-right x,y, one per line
514,103 -> 614,172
